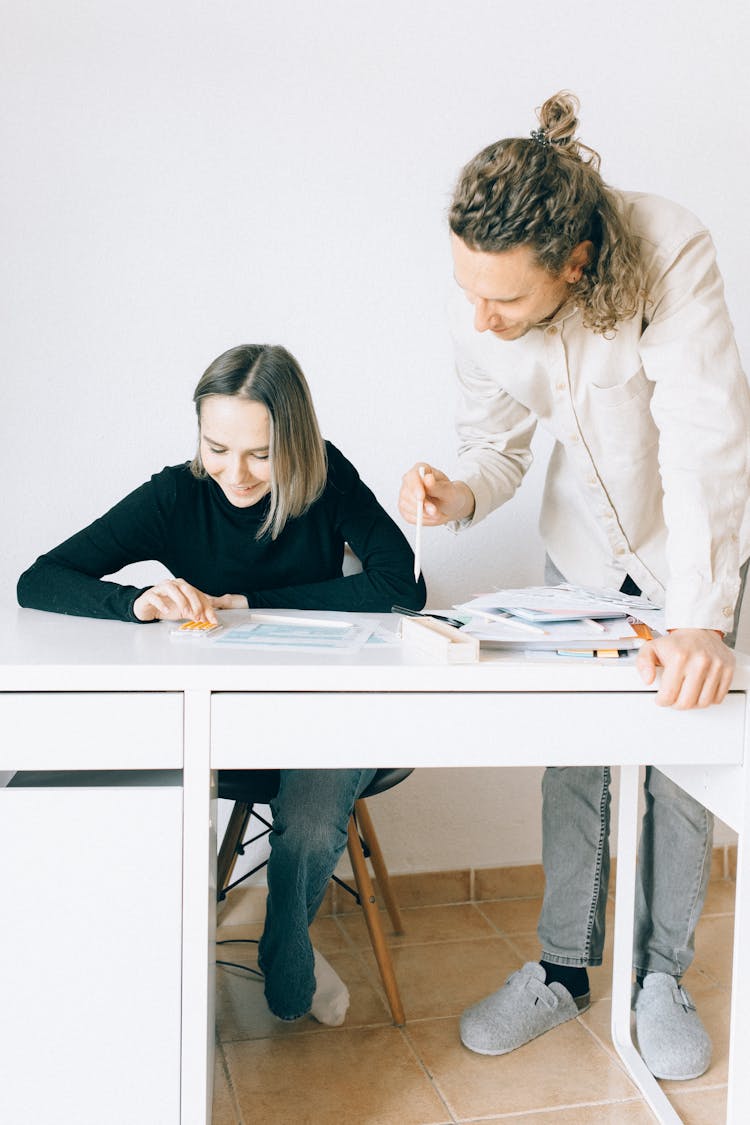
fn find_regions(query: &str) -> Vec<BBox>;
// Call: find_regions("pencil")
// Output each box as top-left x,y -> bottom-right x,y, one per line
629,620 -> 653,641
414,465 -> 426,581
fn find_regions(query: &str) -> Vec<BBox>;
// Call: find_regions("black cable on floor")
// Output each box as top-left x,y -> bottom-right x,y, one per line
216,937 -> 263,979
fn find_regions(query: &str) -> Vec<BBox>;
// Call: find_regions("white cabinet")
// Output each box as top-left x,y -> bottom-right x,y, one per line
0,691 -> 185,1124
0,779 -> 183,1125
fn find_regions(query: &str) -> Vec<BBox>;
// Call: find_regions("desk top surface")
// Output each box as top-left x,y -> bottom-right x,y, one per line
3,605 -> 750,694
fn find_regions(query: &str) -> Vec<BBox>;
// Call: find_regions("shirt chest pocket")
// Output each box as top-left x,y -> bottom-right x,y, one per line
584,368 -> 659,462
587,366 -> 652,409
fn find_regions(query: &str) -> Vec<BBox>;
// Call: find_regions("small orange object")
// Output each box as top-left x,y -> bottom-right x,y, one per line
171,620 -> 222,640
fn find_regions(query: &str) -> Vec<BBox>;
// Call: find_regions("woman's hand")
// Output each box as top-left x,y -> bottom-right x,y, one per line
398,463 -> 476,526
133,580 -> 248,623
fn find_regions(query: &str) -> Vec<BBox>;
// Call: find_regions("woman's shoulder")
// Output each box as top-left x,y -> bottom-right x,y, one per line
322,441 -> 362,494
140,462 -> 202,511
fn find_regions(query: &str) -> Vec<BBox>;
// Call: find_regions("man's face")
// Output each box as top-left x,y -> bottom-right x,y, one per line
451,234 -> 578,341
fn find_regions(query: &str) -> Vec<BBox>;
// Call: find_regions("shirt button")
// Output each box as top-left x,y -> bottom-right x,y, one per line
556,381 -> 566,391
570,434 -> 580,443
588,477 -> 598,486
547,326 -> 558,335
615,546 -> 627,557
723,606 -> 733,617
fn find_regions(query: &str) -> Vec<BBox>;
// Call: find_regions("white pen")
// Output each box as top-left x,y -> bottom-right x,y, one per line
581,616 -> 606,632
467,608 -> 547,634
248,613 -> 352,630
414,465 -> 426,581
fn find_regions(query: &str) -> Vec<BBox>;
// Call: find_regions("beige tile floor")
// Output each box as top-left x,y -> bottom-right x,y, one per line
212,858 -> 736,1124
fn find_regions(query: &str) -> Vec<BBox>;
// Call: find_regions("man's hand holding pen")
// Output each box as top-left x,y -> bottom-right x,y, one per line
399,463 -> 476,526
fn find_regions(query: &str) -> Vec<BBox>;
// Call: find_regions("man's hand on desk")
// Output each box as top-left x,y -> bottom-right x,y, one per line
636,628 -> 735,709
133,579 -> 248,624
398,463 -> 476,526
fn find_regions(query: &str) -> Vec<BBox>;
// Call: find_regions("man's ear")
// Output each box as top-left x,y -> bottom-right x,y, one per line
564,240 -> 593,283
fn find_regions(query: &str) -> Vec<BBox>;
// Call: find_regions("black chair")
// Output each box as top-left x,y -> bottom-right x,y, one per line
217,767 -> 412,1025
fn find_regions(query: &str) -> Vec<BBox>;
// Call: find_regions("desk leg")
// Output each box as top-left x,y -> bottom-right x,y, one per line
611,765 -> 682,1124
180,691 -> 216,1125
727,760 -> 750,1122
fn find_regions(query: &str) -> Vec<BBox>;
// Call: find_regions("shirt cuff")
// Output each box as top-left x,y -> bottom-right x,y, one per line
664,578 -> 739,633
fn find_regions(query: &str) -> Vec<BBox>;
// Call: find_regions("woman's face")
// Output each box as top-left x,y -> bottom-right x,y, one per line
199,395 -> 272,507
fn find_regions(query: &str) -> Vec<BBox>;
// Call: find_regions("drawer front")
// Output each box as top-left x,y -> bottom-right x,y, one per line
211,691 -> 745,768
0,692 -> 183,770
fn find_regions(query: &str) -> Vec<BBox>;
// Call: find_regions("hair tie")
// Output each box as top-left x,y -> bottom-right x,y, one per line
530,127 -> 550,147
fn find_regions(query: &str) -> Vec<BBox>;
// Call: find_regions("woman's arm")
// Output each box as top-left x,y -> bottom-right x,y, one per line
17,475 -> 173,621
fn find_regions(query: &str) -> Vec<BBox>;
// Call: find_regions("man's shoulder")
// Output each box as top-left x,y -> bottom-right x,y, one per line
618,190 -> 708,260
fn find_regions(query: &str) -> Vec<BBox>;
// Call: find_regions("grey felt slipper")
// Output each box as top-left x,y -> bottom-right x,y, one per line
460,961 -> 589,1056
634,972 -> 712,1080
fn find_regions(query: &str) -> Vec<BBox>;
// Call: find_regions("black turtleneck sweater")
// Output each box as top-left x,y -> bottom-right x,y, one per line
17,442 -> 426,621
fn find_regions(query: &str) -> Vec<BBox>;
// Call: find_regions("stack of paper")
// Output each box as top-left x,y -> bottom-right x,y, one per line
455,585 -> 663,655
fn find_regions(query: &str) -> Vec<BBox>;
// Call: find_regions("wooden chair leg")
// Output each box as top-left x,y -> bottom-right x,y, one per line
354,798 -> 404,934
217,801 -> 252,899
346,815 -> 405,1026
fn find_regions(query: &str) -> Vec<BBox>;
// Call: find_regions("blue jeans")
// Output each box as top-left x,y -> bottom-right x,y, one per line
539,558 -> 747,978
257,767 -> 376,1019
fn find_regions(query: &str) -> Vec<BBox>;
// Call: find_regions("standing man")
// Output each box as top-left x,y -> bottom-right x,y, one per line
399,91 -> 749,1081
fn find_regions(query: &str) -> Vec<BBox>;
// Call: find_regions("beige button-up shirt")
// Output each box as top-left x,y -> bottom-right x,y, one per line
450,191 -> 750,631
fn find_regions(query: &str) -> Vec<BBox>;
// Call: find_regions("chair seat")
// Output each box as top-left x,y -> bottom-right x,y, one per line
218,769 -> 280,804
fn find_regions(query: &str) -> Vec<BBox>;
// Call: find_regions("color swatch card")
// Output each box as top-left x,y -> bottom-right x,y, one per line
212,620 -> 374,652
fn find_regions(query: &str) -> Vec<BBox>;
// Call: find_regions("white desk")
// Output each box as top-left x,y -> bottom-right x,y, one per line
2,605 -> 749,1125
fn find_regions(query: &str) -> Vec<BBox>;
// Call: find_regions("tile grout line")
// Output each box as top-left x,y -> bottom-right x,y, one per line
449,1093 -> 665,1121
215,1039 -> 246,1125
398,1022 -> 461,1125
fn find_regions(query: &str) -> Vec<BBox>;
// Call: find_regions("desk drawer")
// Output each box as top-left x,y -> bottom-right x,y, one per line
210,691 -> 745,769
0,693 -> 183,770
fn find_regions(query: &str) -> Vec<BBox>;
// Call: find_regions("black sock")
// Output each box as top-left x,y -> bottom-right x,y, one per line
540,959 -> 590,998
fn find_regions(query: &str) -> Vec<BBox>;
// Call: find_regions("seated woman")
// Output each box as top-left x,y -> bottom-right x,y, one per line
17,342 -> 425,1025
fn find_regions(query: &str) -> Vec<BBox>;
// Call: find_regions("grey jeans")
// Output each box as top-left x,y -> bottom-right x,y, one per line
538,558 -> 747,977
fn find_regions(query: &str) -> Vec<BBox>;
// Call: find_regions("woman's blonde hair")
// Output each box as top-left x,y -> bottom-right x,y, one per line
449,92 -> 644,334
191,344 -> 327,540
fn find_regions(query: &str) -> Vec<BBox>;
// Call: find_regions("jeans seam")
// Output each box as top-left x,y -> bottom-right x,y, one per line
676,804 -> 712,978
579,766 -> 609,963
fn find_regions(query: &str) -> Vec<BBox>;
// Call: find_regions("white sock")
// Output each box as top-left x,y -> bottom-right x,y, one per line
309,948 -> 350,1026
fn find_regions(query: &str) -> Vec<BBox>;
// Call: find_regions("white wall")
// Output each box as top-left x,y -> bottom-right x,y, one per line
4,1 -> 748,872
